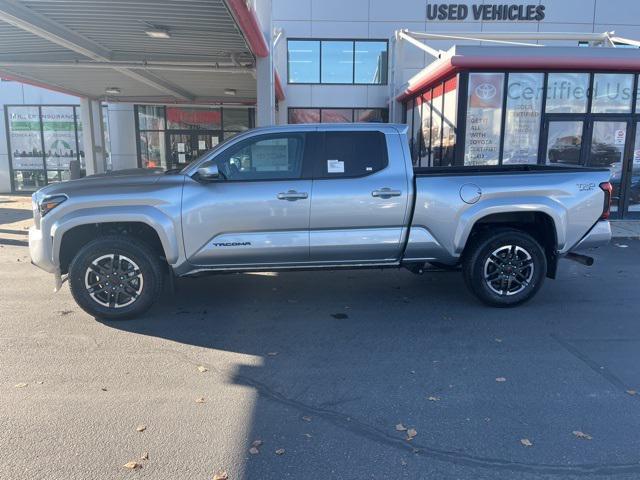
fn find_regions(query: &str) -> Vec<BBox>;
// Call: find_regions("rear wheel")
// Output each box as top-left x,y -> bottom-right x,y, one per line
463,229 -> 546,307
68,236 -> 164,320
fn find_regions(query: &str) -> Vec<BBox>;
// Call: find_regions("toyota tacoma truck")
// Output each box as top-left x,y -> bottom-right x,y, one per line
29,124 -> 612,319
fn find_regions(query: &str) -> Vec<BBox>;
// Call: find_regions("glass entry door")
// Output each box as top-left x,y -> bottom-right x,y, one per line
543,118 -> 637,217
166,131 -> 221,169
586,120 -> 629,215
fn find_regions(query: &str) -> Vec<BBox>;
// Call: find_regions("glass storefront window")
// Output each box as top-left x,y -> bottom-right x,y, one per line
354,41 -> 388,84
588,121 -> 627,212
630,124 -> 640,213
354,108 -> 387,122
321,108 -> 353,123
464,72 -> 504,166
503,73 -> 544,164
287,39 -> 387,85
222,109 -> 250,131
41,106 -> 77,172
546,121 -> 584,165
591,74 -> 634,113
166,107 -> 221,130
419,92 -> 431,167
289,108 -> 320,124
321,41 -> 354,84
431,90 -> 443,166
139,131 -> 166,169
441,78 -> 458,167
288,40 -> 320,84
8,106 -> 44,171
545,73 -> 589,113
137,105 -> 165,130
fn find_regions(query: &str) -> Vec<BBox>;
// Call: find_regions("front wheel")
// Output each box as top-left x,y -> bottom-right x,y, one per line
463,229 -> 546,307
68,236 -> 164,320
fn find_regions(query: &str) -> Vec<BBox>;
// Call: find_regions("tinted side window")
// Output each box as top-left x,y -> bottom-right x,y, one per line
315,131 -> 388,178
216,134 -> 304,181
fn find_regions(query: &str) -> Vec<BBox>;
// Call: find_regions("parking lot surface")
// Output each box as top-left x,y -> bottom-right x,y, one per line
2,195 -> 640,480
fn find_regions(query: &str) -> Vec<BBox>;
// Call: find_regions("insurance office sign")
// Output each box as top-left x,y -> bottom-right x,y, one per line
427,4 -> 545,22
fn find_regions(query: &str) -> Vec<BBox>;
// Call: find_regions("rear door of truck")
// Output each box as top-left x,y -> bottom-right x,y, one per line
307,127 -> 411,263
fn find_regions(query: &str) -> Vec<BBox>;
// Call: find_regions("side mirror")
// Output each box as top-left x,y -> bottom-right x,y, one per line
197,161 -> 220,181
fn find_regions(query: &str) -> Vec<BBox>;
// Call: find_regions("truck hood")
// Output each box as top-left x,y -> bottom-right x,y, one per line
35,168 -> 167,198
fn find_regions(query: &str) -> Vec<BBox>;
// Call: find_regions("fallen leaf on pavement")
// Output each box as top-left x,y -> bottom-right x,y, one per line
197,365 -> 209,373
136,425 -> 146,432
14,383 -> 28,388
427,396 -> 440,401
251,439 -> 263,448
212,471 -> 228,480
123,461 -> 142,470
395,423 -> 407,432
406,428 -> 417,440
249,447 -> 259,455
302,415 -> 312,422
573,431 -> 592,440
275,448 -> 285,455
141,452 -> 149,460
626,390 -> 637,396
520,438 -> 533,447
495,377 -> 507,382
195,397 -> 206,403
101,387 -> 107,392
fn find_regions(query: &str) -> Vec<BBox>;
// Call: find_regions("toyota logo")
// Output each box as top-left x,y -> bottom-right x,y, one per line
475,83 -> 497,100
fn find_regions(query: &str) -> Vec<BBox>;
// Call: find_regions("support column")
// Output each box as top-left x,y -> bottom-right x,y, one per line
255,0 -> 274,126
80,97 -> 106,175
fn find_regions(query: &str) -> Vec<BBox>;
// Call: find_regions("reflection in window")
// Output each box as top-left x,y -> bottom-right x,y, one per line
222,109 -> 250,131
464,73 -> 504,166
503,73 -> 544,164
354,41 -> 388,84
591,74 -> 634,113
431,91 -> 443,166
420,92 -> 431,167
288,40 -> 320,83
321,41 -> 354,84
411,98 -> 422,164
588,121 -> 626,211
139,131 -> 166,169
288,108 -> 387,124
289,108 -> 320,124
137,105 -> 165,130
441,78 -> 458,167
287,39 -> 387,85
166,107 -> 221,130
546,121 -> 583,165
42,106 -> 77,172
218,135 -> 303,180
545,73 -> 589,113
321,109 -> 353,123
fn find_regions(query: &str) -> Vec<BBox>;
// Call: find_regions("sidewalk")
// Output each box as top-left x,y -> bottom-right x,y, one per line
611,220 -> 640,239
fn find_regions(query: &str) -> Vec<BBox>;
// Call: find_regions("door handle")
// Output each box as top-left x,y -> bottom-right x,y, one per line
372,188 -> 402,198
277,190 -> 308,201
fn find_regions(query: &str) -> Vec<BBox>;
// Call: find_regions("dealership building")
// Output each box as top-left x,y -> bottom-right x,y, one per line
0,0 -> 639,217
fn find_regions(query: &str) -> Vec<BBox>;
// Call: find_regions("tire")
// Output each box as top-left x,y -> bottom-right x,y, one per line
462,229 -> 546,307
68,235 -> 164,320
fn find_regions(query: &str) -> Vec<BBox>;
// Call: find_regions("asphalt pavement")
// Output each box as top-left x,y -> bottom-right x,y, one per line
1,195 -> 640,480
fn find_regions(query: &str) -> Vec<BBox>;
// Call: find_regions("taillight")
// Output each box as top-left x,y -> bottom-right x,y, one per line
599,182 -> 613,220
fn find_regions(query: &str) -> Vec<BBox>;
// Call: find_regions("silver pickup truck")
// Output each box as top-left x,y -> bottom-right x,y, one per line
29,124 -> 612,319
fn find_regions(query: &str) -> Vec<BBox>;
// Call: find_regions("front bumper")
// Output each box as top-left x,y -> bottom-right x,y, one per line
570,220 -> 612,252
29,226 -> 56,273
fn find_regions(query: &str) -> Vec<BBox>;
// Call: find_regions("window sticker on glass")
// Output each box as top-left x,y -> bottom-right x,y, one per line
327,159 -> 344,173
198,140 -> 206,150
212,137 -> 219,146
178,153 -> 186,163
615,129 -> 626,145
177,142 -> 185,153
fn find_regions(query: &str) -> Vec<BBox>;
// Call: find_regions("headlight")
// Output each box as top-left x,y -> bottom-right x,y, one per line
39,195 -> 67,217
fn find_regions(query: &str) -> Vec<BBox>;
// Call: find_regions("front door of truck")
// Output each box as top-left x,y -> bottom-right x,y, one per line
308,130 -> 410,263
182,132 -> 312,267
